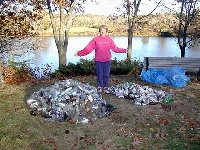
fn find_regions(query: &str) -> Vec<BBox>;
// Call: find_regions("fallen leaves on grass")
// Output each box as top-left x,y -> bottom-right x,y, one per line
110,78 -> 122,85
188,118 -> 198,127
29,138 -> 58,150
160,103 -> 172,110
41,138 -> 58,149
158,118 -> 169,125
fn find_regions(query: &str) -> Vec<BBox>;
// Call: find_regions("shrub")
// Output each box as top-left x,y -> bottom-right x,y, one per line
2,59 -> 143,83
110,58 -> 142,76
50,59 -> 96,78
2,61 -> 33,83
50,58 -> 142,78
2,61 -> 53,84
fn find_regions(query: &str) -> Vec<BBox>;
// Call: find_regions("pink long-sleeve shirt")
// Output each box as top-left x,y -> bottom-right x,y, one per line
77,36 -> 126,62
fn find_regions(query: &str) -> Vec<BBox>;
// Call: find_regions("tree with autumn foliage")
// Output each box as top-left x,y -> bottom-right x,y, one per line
0,0 -> 90,85
0,0 -> 45,86
1,0 -> 97,68
0,0 -> 44,38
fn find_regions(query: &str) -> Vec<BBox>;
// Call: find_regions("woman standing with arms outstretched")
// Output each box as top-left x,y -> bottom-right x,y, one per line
75,25 -> 127,93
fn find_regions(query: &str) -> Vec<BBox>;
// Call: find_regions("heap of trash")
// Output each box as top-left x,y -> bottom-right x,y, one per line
109,82 -> 173,105
26,79 -> 115,123
26,79 -> 173,123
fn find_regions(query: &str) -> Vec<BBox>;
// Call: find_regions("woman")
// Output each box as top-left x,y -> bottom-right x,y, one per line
74,25 -> 127,93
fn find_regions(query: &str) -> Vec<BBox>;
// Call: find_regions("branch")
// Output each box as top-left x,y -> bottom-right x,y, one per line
146,0 -> 163,16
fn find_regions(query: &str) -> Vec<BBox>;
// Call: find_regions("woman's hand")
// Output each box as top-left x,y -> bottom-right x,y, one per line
74,52 -> 79,57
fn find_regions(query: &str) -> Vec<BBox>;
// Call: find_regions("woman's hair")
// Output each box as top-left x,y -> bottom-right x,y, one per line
99,25 -> 108,32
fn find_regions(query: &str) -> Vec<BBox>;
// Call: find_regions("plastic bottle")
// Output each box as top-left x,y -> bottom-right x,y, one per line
134,101 -> 148,106
106,104 -> 118,110
163,95 -> 173,104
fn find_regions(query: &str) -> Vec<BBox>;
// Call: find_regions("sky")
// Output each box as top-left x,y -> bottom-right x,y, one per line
83,0 -> 119,16
83,0 -> 181,16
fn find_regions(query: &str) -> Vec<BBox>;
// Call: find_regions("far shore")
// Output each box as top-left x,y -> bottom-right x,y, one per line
37,26 -> 159,37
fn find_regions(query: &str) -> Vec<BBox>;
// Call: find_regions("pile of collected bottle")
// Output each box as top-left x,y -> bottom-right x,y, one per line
109,82 -> 174,105
26,79 -> 115,123
26,79 -> 174,123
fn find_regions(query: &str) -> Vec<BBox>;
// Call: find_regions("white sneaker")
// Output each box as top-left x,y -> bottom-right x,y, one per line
104,87 -> 110,94
97,86 -> 102,93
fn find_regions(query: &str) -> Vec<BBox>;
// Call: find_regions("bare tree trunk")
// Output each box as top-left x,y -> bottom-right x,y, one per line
0,64 -> 4,87
126,0 -> 141,61
58,6 -> 67,66
180,45 -> 186,57
127,29 -> 133,60
178,0 -> 185,58
127,0 -> 132,61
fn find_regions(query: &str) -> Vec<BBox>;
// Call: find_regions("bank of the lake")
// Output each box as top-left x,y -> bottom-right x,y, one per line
37,26 -> 164,37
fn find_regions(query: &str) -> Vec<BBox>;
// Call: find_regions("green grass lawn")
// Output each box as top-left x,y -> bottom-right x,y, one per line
0,75 -> 200,150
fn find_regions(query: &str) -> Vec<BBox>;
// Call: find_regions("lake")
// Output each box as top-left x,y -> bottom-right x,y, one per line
3,36 -> 200,70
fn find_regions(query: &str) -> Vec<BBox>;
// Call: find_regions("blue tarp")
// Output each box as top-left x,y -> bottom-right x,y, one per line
140,66 -> 190,88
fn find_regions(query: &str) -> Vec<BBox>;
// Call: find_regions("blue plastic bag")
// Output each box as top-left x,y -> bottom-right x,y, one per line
154,75 -> 170,85
140,66 -> 190,88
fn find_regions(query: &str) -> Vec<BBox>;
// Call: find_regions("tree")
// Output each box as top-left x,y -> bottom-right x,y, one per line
176,0 -> 199,57
0,0 -> 44,38
126,0 -> 141,61
0,0 -> 94,85
0,0 -> 44,86
121,0 -> 162,61
46,0 -> 80,68
46,0 -> 102,67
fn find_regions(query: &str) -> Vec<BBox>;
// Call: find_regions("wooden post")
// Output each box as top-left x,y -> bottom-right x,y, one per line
197,68 -> 200,81
146,57 -> 149,70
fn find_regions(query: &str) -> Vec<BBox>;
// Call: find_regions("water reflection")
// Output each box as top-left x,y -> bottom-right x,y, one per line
2,36 -> 200,70
33,37 -> 59,69
36,36 -> 200,67
142,37 -> 149,44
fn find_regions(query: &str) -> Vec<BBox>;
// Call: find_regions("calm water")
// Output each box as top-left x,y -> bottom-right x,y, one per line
6,36 -> 200,70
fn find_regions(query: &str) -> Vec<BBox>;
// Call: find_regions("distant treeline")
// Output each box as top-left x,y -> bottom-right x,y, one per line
38,13 -> 180,37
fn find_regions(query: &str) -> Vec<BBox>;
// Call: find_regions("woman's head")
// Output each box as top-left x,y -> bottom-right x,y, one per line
99,25 -> 108,37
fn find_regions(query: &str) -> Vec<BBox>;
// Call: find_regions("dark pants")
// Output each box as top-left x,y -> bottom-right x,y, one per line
95,61 -> 111,87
